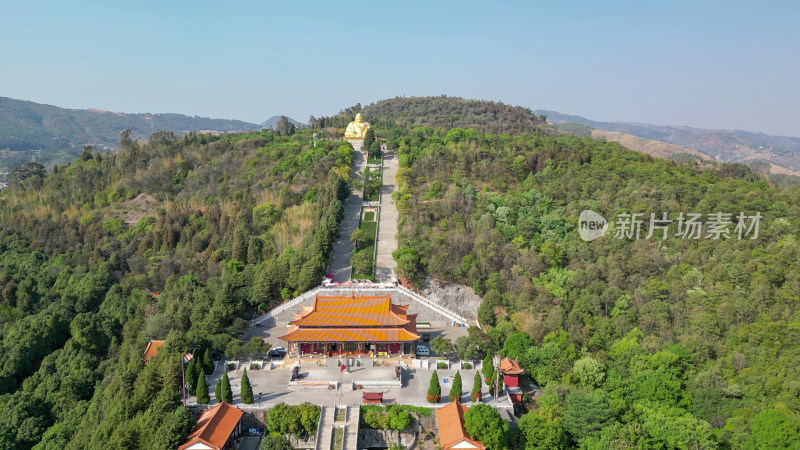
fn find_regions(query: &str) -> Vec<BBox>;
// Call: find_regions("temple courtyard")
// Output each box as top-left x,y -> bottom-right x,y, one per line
192,356 -> 511,408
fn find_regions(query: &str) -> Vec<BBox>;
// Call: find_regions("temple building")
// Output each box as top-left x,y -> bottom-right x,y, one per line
499,357 -> 524,404
280,293 -> 420,356
178,402 -> 243,450
436,401 -> 486,450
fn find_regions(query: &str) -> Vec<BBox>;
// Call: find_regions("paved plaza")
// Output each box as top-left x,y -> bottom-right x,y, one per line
192,354 -> 510,409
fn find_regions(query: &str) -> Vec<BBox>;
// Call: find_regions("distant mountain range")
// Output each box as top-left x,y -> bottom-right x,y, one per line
536,109 -> 800,175
0,97 -> 263,172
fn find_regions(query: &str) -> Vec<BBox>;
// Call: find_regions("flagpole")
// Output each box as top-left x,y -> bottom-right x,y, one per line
182,355 -> 186,406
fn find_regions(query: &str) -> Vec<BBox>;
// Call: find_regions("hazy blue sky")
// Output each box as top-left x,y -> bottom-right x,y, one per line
2,1 -> 798,136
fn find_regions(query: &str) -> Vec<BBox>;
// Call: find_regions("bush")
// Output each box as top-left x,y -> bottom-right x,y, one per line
438,362 -> 447,369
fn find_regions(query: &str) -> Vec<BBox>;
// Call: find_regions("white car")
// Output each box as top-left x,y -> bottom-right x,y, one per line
416,345 -> 430,356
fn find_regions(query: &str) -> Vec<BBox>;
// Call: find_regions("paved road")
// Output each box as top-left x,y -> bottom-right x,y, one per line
374,153 -> 399,282
326,143 -> 365,282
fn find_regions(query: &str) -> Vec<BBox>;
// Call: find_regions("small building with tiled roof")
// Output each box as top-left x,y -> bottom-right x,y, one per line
178,402 -> 243,450
280,293 -> 420,356
499,357 -> 524,403
143,339 -> 165,364
436,401 -> 485,450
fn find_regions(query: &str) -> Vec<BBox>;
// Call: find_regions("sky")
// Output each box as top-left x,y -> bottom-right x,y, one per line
1,1 -> 799,136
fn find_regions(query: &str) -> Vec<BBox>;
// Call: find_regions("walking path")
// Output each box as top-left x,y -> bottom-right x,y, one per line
343,406 -> 359,450
315,405 -> 335,450
374,153 -> 399,282
326,143 -> 366,282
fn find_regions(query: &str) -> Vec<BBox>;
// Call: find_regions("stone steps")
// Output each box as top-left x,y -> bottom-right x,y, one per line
315,405 -> 335,450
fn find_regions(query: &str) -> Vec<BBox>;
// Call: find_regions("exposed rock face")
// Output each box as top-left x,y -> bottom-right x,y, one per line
419,277 -> 482,321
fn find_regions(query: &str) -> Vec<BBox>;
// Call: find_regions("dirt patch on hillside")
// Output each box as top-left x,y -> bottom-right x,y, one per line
120,193 -> 158,224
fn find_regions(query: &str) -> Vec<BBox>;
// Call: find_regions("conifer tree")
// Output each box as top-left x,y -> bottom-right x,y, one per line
221,371 -> 233,404
240,368 -> 253,404
472,371 -> 482,401
363,127 -> 375,152
449,371 -> 462,403
482,354 -> 495,384
215,378 -> 222,404
196,371 -> 210,404
185,358 -> 199,395
202,348 -> 214,375
427,370 -> 441,403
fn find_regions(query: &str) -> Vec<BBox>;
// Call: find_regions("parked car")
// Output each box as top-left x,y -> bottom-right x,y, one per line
416,345 -> 430,356
268,347 -> 287,357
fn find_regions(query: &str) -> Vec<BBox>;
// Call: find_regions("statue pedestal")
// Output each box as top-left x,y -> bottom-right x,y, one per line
345,138 -> 364,151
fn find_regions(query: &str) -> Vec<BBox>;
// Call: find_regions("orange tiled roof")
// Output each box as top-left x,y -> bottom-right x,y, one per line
499,357 -> 524,375
143,340 -> 165,363
436,402 -> 485,449
291,294 -> 411,327
178,402 -> 243,450
280,326 -> 420,342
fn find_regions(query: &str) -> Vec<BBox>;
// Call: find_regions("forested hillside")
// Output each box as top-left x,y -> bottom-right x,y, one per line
388,127 -> 800,448
0,97 -> 259,172
0,129 -> 352,449
311,96 -> 555,136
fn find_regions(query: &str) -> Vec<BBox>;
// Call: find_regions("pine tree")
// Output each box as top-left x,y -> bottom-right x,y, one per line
221,371 -> 233,404
202,348 -> 214,375
427,370 -> 441,403
482,354 -> 495,384
196,371 -> 210,404
185,358 -> 199,395
215,378 -> 222,404
240,368 -> 253,404
472,371 -> 483,402
449,371 -> 462,403
363,127 -> 375,151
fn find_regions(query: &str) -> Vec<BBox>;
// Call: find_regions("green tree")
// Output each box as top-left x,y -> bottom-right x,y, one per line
185,358 -> 199,395
275,116 -> 295,136
563,390 -> 616,441
472,371 -> 483,401
518,407 -> 569,450
572,356 -> 605,388
202,348 -> 214,375
240,368 -> 253,404
215,378 -> 222,403
427,371 -> 441,403
431,336 -> 454,356
744,408 -> 800,449
260,434 -> 293,450
464,403 -> 509,450
196,371 -> 210,404
221,371 -> 233,404
449,371 -> 463,403
501,332 -> 534,359
259,434 -> 294,450
363,127 -> 375,151
482,354 -> 495,384
351,248 -> 373,276
388,407 -> 412,443
9,161 -> 45,190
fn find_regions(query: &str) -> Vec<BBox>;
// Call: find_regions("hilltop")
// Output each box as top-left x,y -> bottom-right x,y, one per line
0,96 -> 260,171
313,96 -> 556,136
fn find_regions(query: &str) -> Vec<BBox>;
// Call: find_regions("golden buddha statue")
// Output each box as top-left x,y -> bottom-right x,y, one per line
344,113 -> 371,139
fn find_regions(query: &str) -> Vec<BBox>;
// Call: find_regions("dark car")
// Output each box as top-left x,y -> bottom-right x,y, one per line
268,347 -> 287,357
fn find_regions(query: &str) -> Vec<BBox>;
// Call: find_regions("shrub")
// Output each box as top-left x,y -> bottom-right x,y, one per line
427,371 -> 441,403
